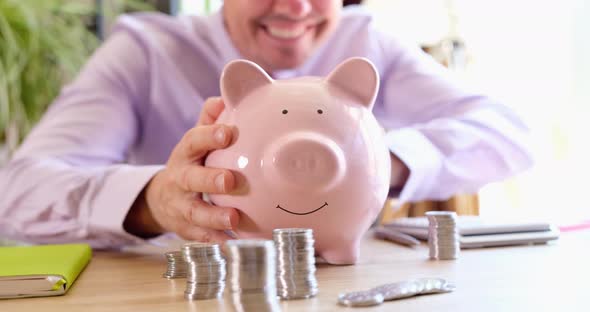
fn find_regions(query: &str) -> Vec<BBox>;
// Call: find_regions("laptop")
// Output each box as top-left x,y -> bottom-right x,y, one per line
384,216 -> 560,249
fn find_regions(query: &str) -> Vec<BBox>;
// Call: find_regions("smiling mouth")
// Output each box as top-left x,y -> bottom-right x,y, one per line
259,17 -> 324,41
276,202 -> 328,215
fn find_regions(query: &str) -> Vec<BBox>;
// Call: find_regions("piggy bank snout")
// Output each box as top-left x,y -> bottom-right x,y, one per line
267,133 -> 345,190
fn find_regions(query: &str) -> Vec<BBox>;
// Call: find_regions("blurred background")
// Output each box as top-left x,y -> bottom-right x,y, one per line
0,0 -> 588,226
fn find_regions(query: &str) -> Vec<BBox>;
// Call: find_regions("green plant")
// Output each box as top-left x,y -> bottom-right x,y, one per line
0,0 -> 98,148
0,0 -> 152,155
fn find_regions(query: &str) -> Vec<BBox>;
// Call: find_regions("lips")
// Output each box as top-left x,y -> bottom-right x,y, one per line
276,202 -> 328,215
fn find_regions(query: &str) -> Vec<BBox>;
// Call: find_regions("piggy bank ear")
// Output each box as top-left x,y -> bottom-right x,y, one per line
221,60 -> 273,108
325,57 -> 379,109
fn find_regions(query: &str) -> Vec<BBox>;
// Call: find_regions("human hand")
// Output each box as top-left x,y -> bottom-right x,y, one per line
127,97 -> 239,243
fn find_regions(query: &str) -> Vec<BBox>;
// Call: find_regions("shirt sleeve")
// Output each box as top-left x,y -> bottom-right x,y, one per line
0,20 -> 163,248
375,36 -> 534,204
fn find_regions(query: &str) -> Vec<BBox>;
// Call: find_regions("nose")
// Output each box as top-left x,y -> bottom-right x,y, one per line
274,0 -> 312,19
265,132 -> 345,190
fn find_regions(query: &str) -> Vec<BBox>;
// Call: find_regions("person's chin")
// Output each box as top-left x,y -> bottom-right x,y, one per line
262,42 -> 314,70
267,51 -> 310,71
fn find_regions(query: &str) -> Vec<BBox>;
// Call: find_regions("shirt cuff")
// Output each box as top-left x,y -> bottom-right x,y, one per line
89,165 -> 164,245
385,128 -> 443,205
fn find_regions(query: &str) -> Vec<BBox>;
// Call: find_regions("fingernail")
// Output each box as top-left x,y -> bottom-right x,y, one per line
225,229 -> 237,238
215,127 -> 226,144
224,215 -> 233,229
215,173 -> 225,192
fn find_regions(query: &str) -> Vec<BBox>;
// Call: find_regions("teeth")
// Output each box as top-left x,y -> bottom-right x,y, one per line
266,26 -> 306,39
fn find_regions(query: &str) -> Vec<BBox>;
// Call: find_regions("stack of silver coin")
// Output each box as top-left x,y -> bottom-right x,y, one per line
182,242 -> 226,300
425,211 -> 460,260
225,239 -> 281,312
273,228 -> 318,299
162,251 -> 187,279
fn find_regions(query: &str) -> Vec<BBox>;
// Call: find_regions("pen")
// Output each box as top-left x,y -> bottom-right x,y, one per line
374,226 -> 421,247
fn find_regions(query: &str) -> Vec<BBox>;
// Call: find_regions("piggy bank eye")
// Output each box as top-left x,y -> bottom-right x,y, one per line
317,109 -> 323,114
282,109 -> 288,114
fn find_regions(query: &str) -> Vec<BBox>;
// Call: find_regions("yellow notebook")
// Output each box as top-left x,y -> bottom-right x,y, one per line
0,243 -> 92,299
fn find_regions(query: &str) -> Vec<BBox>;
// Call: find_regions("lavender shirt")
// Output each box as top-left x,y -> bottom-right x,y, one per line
0,7 -> 532,247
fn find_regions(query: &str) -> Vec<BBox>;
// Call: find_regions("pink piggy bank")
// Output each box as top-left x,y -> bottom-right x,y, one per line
205,57 -> 391,264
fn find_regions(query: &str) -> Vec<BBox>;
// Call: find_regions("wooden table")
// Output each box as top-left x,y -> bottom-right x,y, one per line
3,231 -> 587,311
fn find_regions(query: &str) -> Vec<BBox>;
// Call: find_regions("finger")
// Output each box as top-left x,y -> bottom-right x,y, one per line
176,225 -> 233,244
177,165 -> 236,194
173,124 -> 233,162
187,199 -> 240,230
197,97 -> 225,126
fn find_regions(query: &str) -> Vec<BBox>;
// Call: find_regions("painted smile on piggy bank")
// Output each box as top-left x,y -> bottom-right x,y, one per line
276,202 -> 329,215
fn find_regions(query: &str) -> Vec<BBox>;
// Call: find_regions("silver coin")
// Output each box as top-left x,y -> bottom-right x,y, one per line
226,239 -> 277,293
415,278 -> 456,294
171,243 -> 226,300
162,250 -> 189,279
371,280 -> 421,300
338,290 -> 385,307
274,228 -> 318,300
427,212 -> 460,260
370,278 -> 456,301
